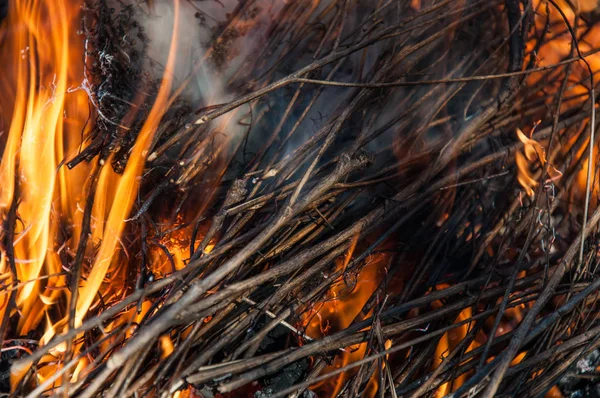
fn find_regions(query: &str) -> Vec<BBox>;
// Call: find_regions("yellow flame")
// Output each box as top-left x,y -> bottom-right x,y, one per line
74,0 -> 182,327
0,0 -> 90,339
515,126 -> 562,197
515,127 -> 546,197
160,335 -> 175,359
0,0 -> 183,388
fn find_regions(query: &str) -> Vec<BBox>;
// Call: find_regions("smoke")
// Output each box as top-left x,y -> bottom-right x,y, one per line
136,0 -> 283,107
138,0 -> 232,105
128,0 -> 291,181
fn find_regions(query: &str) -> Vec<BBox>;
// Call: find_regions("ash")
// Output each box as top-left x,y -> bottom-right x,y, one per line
558,350 -> 600,398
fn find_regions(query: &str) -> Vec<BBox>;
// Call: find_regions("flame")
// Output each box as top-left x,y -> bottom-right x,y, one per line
515,125 -> 562,197
363,339 -> 393,397
0,0 -> 184,388
431,270 -> 534,397
546,386 -> 564,398
160,335 -> 175,359
74,0 -> 181,326
0,0 -> 89,337
527,0 -> 600,91
432,305 -> 479,397
0,0 -> 594,395
0,0 -> 274,391
510,351 -> 527,366
303,240 -> 389,397
524,0 -> 600,199
148,221 -> 213,275
160,336 -> 191,398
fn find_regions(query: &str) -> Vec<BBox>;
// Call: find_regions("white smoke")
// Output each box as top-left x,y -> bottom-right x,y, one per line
136,0 -> 283,106
128,0 -> 290,180
139,0 -> 231,104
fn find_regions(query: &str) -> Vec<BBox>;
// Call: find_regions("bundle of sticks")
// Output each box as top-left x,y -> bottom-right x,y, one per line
7,0 -> 600,396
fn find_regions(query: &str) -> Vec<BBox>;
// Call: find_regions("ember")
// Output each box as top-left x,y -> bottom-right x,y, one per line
2,0 -> 600,397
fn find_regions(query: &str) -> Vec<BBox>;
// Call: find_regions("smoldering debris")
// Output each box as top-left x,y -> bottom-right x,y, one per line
5,0 -> 600,397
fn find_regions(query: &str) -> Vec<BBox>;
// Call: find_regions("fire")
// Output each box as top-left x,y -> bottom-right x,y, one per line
432,273 -> 533,397
432,300 -> 480,397
0,0 -> 596,395
160,336 -> 192,398
0,0 -> 273,392
0,0 -> 183,388
515,124 -> 562,197
546,386 -> 564,398
523,0 -> 600,199
527,0 -> 600,90
0,0 -> 87,337
74,1 -> 180,327
148,221 -> 213,275
302,241 -> 389,397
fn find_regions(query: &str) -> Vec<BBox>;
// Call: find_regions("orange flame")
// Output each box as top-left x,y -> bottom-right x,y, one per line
527,0 -> 600,91
160,336 -> 191,398
74,0 -> 181,326
302,239 -> 389,397
0,0 -> 184,387
515,125 -> 562,197
546,386 -> 564,398
524,0 -> 600,199
432,304 -> 479,397
0,0 -> 90,338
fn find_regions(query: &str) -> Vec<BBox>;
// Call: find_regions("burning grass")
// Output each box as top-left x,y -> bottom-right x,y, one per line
2,0 -> 600,397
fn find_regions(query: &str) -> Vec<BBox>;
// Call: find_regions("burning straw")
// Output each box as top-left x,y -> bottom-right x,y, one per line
2,0 -> 600,396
